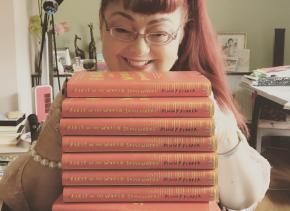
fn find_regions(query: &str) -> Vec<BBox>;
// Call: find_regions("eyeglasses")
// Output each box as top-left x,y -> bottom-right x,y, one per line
103,16 -> 182,46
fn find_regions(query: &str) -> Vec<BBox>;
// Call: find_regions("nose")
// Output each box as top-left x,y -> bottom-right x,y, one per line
126,35 -> 150,56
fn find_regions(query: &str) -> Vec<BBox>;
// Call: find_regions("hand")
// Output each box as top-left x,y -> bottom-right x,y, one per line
35,93 -> 64,161
22,93 -> 64,211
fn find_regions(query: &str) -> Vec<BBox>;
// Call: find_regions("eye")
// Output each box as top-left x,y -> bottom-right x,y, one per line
112,27 -> 132,34
148,32 -> 170,42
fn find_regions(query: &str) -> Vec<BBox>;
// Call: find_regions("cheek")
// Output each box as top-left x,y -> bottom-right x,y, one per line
155,42 -> 179,70
101,35 -> 124,69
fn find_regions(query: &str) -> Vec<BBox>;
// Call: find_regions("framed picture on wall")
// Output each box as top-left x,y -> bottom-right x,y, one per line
217,32 -> 247,57
217,32 -> 250,73
56,48 -> 71,66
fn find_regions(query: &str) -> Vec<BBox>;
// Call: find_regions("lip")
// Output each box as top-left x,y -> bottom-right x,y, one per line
121,56 -> 154,70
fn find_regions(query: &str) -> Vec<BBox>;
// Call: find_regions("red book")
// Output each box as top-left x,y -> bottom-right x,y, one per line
66,71 -> 211,97
60,118 -> 214,137
62,169 -> 217,186
63,186 -> 217,202
62,152 -> 217,170
53,194 -> 220,211
61,97 -> 214,118
62,136 -> 216,152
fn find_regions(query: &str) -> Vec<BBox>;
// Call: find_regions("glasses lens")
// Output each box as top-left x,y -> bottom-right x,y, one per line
147,32 -> 171,45
111,27 -> 136,42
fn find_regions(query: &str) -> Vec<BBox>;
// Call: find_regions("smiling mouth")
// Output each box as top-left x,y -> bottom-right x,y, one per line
123,57 -> 153,68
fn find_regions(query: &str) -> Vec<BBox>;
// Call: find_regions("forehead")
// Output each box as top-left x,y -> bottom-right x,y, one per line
104,1 -> 185,25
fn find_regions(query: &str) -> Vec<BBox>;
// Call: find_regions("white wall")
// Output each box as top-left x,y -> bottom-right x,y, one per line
0,0 -> 35,114
0,0 -> 18,113
13,0 -> 33,115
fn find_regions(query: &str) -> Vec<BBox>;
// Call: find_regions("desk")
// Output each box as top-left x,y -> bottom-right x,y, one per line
241,83 -> 290,149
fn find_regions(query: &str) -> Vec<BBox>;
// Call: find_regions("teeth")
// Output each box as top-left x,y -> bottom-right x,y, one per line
126,59 -> 150,67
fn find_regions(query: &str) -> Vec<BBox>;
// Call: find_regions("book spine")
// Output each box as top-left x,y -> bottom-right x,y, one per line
67,71 -> 212,98
60,118 -> 214,137
62,169 -> 217,186
63,186 -> 217,202
62,152 -> 217,170
0,114 -> 25,126
53,199 -> 213,211
61,97 -> 214,118
62,136 -> 217,152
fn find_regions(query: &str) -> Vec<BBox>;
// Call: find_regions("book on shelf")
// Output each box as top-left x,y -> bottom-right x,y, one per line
0,122 -> 25,133
253,65 -> 290,77
62,169 -> 217,186
0,124 -> 25,146
0,113 -> 25,126
60,118 -> 214,137
62,135 -> 217,152
53,194 -> 220,211
0,140 -> 31,154
241,65 -> 290,86
61,97 -> 214,118
65,71 -> 212,97
63,186 -> 217,203
62,152 -> 216,170
0,133 -> 21,146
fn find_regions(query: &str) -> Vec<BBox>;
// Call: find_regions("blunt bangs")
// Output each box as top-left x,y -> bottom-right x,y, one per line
101,0 -> 186,15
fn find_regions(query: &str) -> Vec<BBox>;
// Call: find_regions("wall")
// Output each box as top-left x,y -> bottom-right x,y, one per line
55,0 -> 101,58
206,0 -> 290,70
55,0 -> 290,70
13,0 -> 34,114
0,0 -> 34,114
0,0 -> 18,113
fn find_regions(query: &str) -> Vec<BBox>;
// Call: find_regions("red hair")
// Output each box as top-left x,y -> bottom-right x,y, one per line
100,0 -> 249,135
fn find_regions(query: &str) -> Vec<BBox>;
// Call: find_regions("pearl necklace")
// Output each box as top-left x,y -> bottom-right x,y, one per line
31,141 -> 62,169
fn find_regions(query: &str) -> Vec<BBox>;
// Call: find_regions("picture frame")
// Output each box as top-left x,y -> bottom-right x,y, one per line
217,32 -> 249,73
56,48 -> 71,66
217,32 -> 247,52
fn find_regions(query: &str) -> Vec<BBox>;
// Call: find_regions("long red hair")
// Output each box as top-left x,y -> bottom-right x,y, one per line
100,0 -> 249,135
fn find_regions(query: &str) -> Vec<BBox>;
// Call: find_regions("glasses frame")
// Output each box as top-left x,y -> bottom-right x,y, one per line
102,16 -> 182,46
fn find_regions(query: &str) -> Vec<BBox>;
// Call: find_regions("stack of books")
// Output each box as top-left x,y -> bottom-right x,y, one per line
0,113 -> 28,179
241,65 -> 290,86
53,71 -> 220,211
0,113 -> 25,146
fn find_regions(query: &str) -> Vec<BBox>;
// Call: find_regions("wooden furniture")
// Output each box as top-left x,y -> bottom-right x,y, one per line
241,83 -> 290,152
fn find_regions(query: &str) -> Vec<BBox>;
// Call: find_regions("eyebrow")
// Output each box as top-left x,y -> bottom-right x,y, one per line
110,12 -> 134,21
110,11 -> 172,25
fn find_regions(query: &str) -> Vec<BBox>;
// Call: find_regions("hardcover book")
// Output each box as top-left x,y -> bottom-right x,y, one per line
62,152 -> 217,170
0,113 -> 25,126
60,118 -> 214,137
66,71 -> 212,97
61,97 -> 214,118
53,194 -> 220,211
63,186 -> 217,202
62,169 -> 217,186
62,135 -> 216,152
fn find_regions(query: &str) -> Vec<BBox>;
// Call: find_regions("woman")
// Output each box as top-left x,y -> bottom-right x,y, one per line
0,1 -> 270,211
